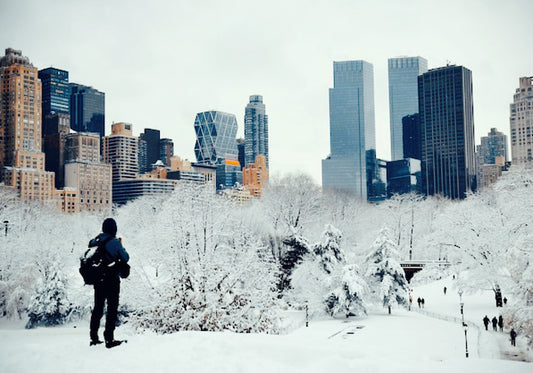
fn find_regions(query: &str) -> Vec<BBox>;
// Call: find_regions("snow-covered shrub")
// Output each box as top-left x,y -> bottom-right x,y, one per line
364,227 -> 409,313
131,186 -> 282,334
26,259 -> 73,328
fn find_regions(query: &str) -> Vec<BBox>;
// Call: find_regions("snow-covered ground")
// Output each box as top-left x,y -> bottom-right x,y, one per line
1,276 -> 531,373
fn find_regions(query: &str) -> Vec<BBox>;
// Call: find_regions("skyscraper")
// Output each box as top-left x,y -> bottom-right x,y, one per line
103,122 -> 138,183
244,95 -> 269,168
322,60 -> 376,199
194,111 -> 239,165
402,113 -> 421,160
70,83 -> 105,137
159,138 -> 174,167
418,65 -> 476,199
510,77 -> 533,164
388,57 -> 428,161
38,67 -> 70,116
139,128 -> 160,172
0,48 -> 56,202
479,128 -> 508,165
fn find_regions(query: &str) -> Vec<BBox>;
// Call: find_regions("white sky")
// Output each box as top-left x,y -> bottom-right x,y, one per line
1,0 -> 532,184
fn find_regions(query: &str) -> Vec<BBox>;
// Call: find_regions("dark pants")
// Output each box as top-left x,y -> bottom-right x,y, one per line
90,277 -> 120,342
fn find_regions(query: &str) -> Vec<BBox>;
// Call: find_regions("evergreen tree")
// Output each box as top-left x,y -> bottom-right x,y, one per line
26,260 -> 72,328
365,227 -> 408,314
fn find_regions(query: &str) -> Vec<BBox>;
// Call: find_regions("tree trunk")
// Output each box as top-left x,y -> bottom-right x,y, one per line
388,305 -> 391,314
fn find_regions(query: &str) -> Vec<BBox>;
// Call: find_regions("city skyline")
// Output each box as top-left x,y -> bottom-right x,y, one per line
1,0 -> 532,184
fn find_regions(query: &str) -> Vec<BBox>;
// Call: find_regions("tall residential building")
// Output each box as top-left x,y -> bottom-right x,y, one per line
242,154 -> 268,198
322,60 -> 376,199
479,128 -> 508,165
159,138 -> 174,167
64,132 -> 112,212
70,83 -> 105,137
0,48 -> 56,202
418,65 -> 476,199
103,122 -> 139,184
510,77 -> 533,164
388,57 -> 428,161
244,95 -> 269,168
194,111 -> 239,165
139,128 -> 160,172
38,67 -> 70,116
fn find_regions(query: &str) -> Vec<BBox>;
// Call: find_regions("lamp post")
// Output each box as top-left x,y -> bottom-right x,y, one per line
463,323 -> 469,358
458,289 -> 464,324
305,302 -> 309,327
3,220 -> 7,237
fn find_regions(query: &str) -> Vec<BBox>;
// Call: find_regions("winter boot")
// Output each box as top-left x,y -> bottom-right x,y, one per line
105,340 -> 124,349
90,340 -> 103,346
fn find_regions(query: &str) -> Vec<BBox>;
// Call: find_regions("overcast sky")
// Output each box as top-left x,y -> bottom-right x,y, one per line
1,0 -> 532,184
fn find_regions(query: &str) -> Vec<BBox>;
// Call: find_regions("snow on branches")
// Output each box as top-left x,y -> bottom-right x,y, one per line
364,227 -> 409,313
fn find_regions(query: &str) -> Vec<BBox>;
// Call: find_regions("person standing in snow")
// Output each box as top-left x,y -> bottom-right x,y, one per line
491,316 -> 498,331
88,218 -> 129,348
483,315 -> 490,330
498,315 -> 504,332
443,286 -> 447,295
510,329 -> 517,346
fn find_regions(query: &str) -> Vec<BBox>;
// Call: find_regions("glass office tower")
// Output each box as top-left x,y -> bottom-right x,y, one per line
38,67 -> 70,116
244,95 -> 269,168
194,111 -> 239,165
70,83 -> 105,137
388,56 -> 427,161
418,65 -> 476,199
322,60 -> 376,199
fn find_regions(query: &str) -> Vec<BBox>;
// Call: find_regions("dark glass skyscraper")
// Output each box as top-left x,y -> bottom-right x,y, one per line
322,60 -> 376,199
70,83 -> 105,137
244,95 -> 269,168
402,113 -> 421,160
388,57 -> 427,161
38,67 -> 70,116
139,128 -> 160,172
418,65 -> 476,199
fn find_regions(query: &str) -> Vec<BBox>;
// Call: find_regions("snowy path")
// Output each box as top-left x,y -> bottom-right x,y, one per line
410,276 -> 533,363
1,309 -> 532,373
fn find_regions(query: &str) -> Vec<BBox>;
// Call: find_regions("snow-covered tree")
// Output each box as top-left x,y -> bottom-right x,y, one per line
325,264 -> 367,317
289,225 -> 367,318
364,227 -> 409,314
26,258 -> 73,328
131,185 -> 282,334
313,224 -> 344,274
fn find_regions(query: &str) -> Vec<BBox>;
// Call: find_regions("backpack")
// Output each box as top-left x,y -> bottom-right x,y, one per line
79,236 -> 113,285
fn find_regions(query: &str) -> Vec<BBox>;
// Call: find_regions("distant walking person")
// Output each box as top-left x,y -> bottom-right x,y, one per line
510,329 -> 517,346
421,298 -> 425,308
417,297 -> 421,308
443,286 -> 447,295
503,297 -> 508,305
89,218 -> 129,349
492,316 -> 498,331
483,315 -> 490,331
498,315 -> 504,332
